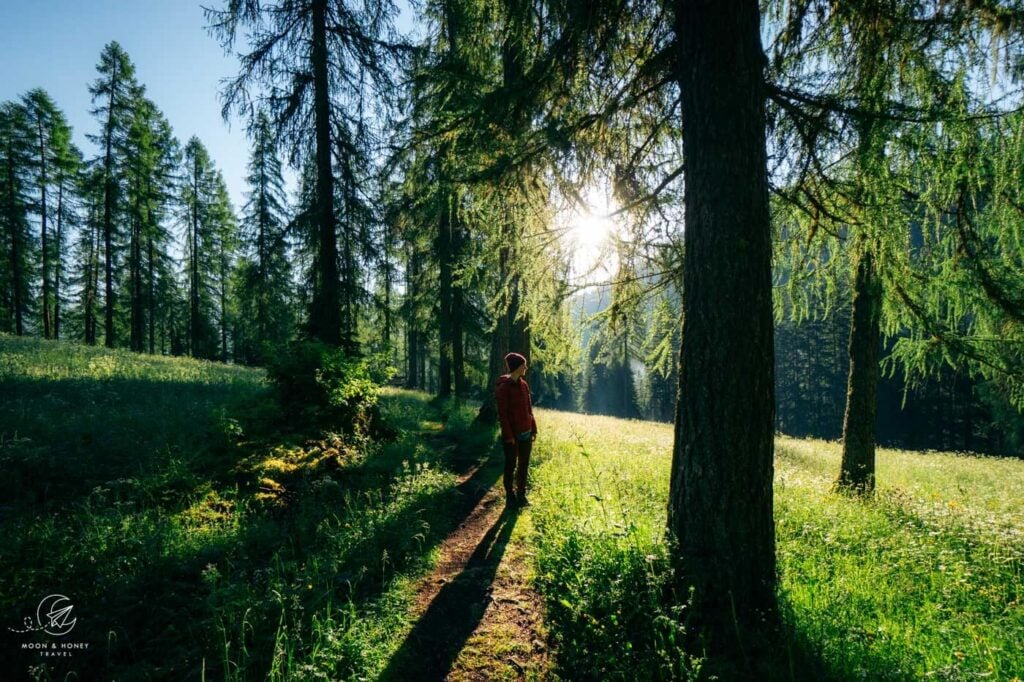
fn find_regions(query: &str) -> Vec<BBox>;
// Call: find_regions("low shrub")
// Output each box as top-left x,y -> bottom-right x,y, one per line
266,342 -> 396,436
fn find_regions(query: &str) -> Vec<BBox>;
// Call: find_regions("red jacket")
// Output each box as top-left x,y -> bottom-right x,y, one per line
495,375 -> 537,443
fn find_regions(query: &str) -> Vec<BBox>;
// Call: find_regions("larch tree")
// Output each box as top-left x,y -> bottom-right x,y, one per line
207,0 -> 404,352
0,101 -> 35,336
22,89 -> 75,339
181,136 -> 220,360
74,167 -> 104,345
235,111 -> 293,364
766,0 -> 1024,492
124,91 -> 173,353
88,41 -> 138,348
209,172 -> 238,362
666,0 -> 778,655
48,114 -> 83,341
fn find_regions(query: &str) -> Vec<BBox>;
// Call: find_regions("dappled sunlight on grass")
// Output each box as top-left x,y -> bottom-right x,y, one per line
0,343 -> 501,680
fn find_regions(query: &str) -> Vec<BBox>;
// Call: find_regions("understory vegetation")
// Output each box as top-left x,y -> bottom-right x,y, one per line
0,336 -> 496,680
2,337 -> 1022,680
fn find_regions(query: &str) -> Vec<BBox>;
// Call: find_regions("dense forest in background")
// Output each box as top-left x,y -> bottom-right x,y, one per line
2,40 -> 1021,454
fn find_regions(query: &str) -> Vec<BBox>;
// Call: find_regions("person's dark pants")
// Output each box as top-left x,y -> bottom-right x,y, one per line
503,439 -> 532,496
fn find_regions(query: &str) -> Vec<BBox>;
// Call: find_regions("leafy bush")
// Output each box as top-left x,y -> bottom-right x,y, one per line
267,342 -> 396,435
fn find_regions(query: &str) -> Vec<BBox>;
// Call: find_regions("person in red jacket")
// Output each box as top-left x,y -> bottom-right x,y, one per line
496,351 -> 537,507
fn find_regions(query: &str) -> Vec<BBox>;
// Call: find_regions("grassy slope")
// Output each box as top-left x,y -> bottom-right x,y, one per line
0,337 -> 500,681
528,408 -> 1023,680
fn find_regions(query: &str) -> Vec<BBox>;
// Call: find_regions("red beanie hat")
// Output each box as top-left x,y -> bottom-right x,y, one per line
504,352 -> 527,371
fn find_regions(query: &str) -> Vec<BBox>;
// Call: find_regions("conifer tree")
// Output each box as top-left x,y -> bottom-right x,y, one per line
767,0 -> 1024,491
235,112 -> 293,363
210,172 -> 238,361
0,101 -> 35,335
181,136 -> 220,359
74,167 -> 104,344
666,0 -> 778,653
88,41 -> 138,347
49,118 -> 83,341
22,89 -> 75,339
208,0 -> 404,350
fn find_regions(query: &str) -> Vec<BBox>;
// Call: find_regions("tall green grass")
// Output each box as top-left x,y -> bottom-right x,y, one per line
5,335 -> 1021,680
527,409 -> 1024,680
0,337 -> 498,681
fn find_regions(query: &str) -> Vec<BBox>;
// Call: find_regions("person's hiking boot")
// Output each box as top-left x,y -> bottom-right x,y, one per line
516,491 -> 530,508
505,490 -> 517,508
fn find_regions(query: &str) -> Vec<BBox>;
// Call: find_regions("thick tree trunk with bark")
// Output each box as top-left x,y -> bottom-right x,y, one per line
667,0 -> 777,654
838,247 -> 882,492
309,0 -> 341,346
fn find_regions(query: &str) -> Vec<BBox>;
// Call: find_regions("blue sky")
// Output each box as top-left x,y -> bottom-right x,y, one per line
0,0 -> 262,208
1,0 -> 418,212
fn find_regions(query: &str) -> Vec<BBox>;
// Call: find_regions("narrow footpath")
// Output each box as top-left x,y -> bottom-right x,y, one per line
380,417 -> 550,681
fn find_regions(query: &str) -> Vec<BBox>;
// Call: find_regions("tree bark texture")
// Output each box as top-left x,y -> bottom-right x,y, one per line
667,0 -> 777,651
839,247 -> 882,492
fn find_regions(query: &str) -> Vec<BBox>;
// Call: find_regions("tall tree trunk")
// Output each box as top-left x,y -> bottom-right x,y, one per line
37,119 -> 51,339
838,247 -> 882,492
667,0 -> 776,655
837,4 -> 886,494
383,224 -> 393,351
130,177 -> 143,352
190,154 -> 200,357
405,246 -> 419,389
340,153 -> 358,354
84,213 -> 98,345
437,193 -> 453,398
257,181 -> 268,342
103,59 -> 120,348
451,210 -> 465,396
54,180 -> 63,339
148,232 -> 155,354
6,149 -> 24,336
418,336 -> 427,389
220,252 -> 228,362
309,0 -> 341,345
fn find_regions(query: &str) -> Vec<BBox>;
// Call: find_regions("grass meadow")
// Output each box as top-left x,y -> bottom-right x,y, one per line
0,336 -> 500,680
527,408 -> 1024,680
1,335 -> 1021,680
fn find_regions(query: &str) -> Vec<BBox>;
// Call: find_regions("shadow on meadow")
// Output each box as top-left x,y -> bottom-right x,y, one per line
0,369 -> 502,680
379,504 -> 519,681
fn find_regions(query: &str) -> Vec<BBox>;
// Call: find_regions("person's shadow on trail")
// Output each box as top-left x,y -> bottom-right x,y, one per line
379,505 -> 520,681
